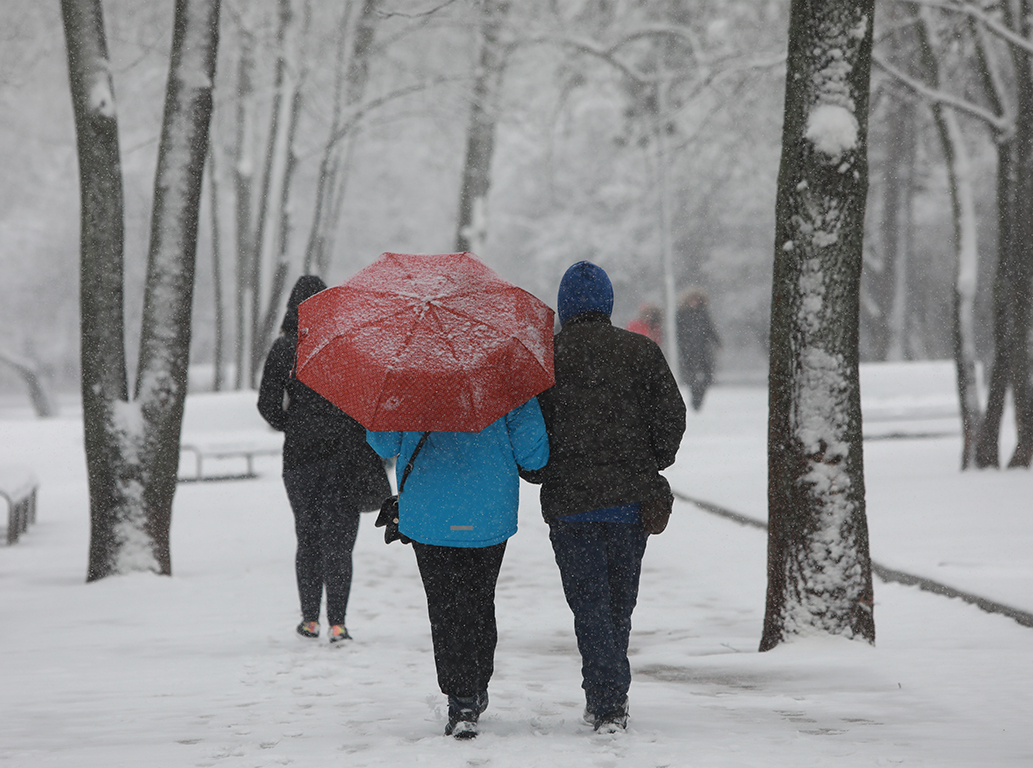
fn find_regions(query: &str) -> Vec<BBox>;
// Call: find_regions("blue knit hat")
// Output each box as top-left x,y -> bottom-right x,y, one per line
557,261 -> 613,325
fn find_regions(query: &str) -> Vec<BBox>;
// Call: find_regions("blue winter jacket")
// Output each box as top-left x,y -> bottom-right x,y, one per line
366,397 -> 549,548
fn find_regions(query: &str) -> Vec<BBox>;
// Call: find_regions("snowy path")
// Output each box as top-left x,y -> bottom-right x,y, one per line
2,379 -> 1033,766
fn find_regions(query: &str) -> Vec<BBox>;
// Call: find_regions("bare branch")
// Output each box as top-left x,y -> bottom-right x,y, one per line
376,0 -> 462,19
872,49 -> 1010,132
899,0 -> 1033,56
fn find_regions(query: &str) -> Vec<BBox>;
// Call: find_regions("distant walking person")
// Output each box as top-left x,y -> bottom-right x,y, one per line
258,275 -> 391,644
523,261 -> 686,733
676,287 -> 720,411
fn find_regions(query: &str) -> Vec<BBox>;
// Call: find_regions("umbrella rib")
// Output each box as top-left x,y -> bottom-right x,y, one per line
303,303 -> 417,362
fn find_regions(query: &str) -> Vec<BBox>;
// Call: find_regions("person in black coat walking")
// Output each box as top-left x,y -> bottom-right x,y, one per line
522,261 -> 686,732
258,275 -> 391,643
676,287 -> 721,411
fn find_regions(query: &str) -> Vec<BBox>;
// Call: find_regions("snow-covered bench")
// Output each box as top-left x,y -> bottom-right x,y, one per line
178,391 -> 282,482
179,436 -> 281,482
860,360 -> 974,440
0,464 -> 38,544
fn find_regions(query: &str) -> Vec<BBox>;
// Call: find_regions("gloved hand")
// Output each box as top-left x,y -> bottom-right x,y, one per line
375,496 -> 412,545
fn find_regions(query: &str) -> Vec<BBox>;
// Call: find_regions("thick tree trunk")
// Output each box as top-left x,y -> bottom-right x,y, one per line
761,0 -> 876,652
62,0 -> 220,581
61,0 -> 132,581
453,0 -> 510,254
134,0 -> 220,576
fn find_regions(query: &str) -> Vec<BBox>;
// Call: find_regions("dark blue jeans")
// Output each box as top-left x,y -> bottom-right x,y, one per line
549,520 -> 648,716
283,457 -> 361,626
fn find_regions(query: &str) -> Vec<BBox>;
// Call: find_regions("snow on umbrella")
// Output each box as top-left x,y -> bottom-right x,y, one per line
295,252 -> 555,433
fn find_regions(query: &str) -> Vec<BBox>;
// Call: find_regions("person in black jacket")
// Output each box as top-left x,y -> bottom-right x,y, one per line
676,287 -> 721,411
522,261 -> 686,733
258,275 -> 391,643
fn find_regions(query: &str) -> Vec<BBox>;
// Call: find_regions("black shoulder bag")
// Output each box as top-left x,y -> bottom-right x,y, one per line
374,431 -> 431,544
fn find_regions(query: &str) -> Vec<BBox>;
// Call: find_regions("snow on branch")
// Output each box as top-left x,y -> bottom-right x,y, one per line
900,0 -> 1033,56
872,50 -> 1009,134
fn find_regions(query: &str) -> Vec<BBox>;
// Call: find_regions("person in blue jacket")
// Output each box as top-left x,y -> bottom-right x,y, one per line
366,397 -> 548,739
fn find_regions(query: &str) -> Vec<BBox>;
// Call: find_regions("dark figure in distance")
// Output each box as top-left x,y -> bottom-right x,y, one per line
676,287 -> 720,412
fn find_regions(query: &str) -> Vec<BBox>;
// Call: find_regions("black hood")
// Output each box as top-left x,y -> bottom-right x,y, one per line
281,275 -> 327,337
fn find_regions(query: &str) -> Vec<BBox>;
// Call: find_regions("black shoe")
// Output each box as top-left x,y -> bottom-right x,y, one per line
444,692 -> 488,739
593,710 -> 628,733
586,696 -> 628,732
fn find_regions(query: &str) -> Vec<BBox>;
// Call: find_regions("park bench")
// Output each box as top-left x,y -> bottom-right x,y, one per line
178,436 -> 281,482
1,464 -> 38,545
178,390 -> 283,483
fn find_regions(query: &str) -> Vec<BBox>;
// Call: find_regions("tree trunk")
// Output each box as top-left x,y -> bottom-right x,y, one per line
761,0 -> 876,651
872,97 -> 915,362
0,351 -> 58,418
62,0 -> 220,581
61,0 -> 132,580
303,0 -> 379,278
247,0 -> 296,384
453,0 -> 510,254
207,144 -> 226,392
134,0 -> 220,575
916,7 -> 983,469
232,25 -> 256,390
1006,0 -> 1033,468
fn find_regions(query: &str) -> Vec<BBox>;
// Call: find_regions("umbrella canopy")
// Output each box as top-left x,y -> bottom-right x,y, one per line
295,252 -> 555,433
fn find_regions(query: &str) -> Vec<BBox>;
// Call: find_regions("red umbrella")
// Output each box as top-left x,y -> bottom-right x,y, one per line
295,252 -> 555,433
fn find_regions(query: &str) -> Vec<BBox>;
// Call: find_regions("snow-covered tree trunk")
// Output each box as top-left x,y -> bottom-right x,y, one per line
454,0 -> 510,254
761,0 -> 876,651
62,0 -> 220,581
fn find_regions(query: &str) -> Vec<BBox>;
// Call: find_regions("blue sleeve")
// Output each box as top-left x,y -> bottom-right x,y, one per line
366,430 -> 402,459
506,397 -> 549,471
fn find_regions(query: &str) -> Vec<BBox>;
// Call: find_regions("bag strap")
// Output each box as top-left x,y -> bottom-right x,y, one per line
398,431 -> 431,495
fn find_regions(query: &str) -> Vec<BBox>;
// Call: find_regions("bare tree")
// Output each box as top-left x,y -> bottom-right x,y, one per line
61,0 -> 220,581
0,351 -> 56,417
761,0 -> 876,651
453,0 -> 511,254
303,0 -> 380,278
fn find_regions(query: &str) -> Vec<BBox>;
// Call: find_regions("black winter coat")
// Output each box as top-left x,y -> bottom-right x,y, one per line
522,313 -> 686,522
257,333 -> 391,512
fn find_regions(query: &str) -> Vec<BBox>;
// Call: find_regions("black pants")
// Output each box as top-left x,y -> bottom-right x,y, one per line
413,541 -> 507,699
283,457 -> 361,626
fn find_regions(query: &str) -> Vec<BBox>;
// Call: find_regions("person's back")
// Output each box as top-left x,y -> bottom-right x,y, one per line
525,260 -> 685,734
537,314 -> 682,520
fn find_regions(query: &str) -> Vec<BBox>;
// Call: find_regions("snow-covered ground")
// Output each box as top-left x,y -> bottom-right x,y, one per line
1,361 -> 1032,767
